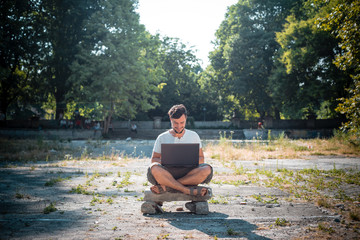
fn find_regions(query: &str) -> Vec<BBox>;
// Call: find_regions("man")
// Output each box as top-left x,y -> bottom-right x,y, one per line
147,104 -> 213,196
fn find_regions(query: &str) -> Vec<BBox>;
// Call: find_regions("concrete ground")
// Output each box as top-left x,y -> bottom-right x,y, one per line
0,140 -> 359,239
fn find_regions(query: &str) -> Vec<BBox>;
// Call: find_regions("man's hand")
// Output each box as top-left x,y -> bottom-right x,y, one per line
199,148 -> 205,164
151,152 -> 161,164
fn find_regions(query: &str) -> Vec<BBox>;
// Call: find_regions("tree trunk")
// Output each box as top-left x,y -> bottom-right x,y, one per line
103,100 -> 114,135
274,108 -> 281,120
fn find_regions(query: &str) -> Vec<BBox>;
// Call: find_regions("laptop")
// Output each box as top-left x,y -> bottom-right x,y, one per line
161,143 -> 199,168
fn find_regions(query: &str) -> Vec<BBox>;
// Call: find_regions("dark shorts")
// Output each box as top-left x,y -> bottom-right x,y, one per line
147,163 -> 213,185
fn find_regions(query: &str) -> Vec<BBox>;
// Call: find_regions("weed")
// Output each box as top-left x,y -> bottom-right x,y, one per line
70,184 -> 93,195
275,218 -> 287,226
15,192 -> 24,199
156,233 -> 170,239
43,202 -> 57,214
209,196 -> 228,204
318,223 -> 335,233
317,198 -> 332,208
91,195 -> 104,206
116,171 -> 133,188
106,198 -> 113,204
252,194 -> 278,204
226,228 -> 243,236
45,176 -> 71,186
350,211 -> 360,221
227,228 -> 235,235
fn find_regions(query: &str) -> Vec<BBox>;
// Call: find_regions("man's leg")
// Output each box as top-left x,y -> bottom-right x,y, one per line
177,164 -> 212,186
150,165 -> 190,194
150,164 -> 212,196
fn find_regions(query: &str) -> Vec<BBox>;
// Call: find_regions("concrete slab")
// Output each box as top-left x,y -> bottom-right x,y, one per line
0,141 -> 359,239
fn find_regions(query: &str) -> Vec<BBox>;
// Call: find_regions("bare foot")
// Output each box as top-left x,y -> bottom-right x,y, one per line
150,185 -> 166,194
188,186 -> 208,196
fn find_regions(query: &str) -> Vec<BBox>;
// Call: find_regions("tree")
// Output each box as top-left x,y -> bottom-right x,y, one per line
69,0 -> 160,134
273,6 -> 351,119
318,0 -> 360,135
0,0 -> 45,119
40,0 -> 99,119
209,0 -> 299,120
147,37 -> 205,121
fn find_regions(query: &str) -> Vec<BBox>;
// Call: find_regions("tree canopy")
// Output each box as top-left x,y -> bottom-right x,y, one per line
1,0 -> 359,134
317,0 -> 360,135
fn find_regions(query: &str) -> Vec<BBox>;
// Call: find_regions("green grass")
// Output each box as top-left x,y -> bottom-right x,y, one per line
275,218 -> 288,226
45,176 -> 71,186
43,202 -> 57,214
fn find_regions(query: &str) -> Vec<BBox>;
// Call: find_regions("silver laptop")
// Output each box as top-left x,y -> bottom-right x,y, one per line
161,143 -> 199,167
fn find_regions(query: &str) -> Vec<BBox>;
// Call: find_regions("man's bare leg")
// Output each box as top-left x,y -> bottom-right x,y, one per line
177,165 -> 212,186
176,165 -> 211,196
150,165 -> 190,194
150,165 -> 211,196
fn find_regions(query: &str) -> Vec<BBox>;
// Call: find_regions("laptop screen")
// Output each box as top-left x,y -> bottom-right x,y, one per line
161,143 -> 199,167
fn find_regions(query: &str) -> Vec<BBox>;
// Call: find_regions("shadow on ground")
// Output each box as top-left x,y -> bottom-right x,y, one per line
147,212 -> 272,239
0,166 -> 92,239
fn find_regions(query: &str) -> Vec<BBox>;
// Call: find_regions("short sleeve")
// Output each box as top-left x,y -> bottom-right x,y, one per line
153,135 -> 162,153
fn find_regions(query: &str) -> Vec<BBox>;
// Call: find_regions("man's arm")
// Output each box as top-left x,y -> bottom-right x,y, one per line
151,151 -> 161,164
199,148 -> 204,164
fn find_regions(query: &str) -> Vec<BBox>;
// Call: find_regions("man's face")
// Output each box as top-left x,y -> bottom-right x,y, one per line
170,114 -> 186,133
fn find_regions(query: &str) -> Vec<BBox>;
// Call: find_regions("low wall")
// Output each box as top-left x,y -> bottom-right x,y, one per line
0,128 -> 334,140
0,129 -> 102,140
108,128 -> 333,140
0,118 -> 343,130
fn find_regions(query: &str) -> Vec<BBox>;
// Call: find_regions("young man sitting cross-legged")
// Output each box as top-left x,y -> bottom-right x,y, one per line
147,104 -> 213,196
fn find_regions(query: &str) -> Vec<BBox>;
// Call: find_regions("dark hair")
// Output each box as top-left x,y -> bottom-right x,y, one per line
168,104 -> 187,119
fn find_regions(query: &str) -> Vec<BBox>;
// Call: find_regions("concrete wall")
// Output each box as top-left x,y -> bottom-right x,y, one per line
0,118 -> 343,130
0,129 -> 102,140
0,128 -> 335,140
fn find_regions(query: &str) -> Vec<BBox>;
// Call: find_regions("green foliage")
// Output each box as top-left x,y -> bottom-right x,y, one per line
208,0 -> 299,120
273,1 -> 351,119
3,0 -> 359,124
40,0 -> 100,119
45,176 -> 71,187
68,0 -> 160,132
43,202 -> 57,214
336,81 -> 360,137
317,0 -> 360,136
146,37 -> 207,120
0,0 -> 47,119
275,218 -> 288,226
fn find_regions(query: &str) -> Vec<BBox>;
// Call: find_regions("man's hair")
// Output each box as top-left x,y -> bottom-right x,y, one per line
168,104 -> 187,119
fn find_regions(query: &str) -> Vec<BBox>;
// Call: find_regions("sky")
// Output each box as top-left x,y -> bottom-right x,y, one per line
137,0 -> 238,68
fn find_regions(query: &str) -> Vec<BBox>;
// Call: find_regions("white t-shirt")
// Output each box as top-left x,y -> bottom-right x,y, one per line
153,129 -> 202,154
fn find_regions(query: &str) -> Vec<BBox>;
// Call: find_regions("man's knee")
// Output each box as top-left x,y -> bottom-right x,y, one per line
150,163 -> 163,175
147,162 -> 162,185
201,165 -> 212,175
199,163 -> 213,184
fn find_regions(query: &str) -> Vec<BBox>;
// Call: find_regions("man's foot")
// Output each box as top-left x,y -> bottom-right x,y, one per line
150,185 -> 166,194
189,186 -> 208,196
151,185 -> 181,194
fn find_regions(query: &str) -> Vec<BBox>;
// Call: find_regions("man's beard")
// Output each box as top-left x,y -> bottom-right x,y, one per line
173,128 -> 184,134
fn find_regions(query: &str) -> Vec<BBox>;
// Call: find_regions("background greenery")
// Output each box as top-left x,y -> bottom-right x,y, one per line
1,0 -> 359,135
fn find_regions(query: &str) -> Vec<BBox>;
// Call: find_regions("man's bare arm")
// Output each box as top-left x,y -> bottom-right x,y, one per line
199,148 -> 205,164
151,152 -> 161,163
